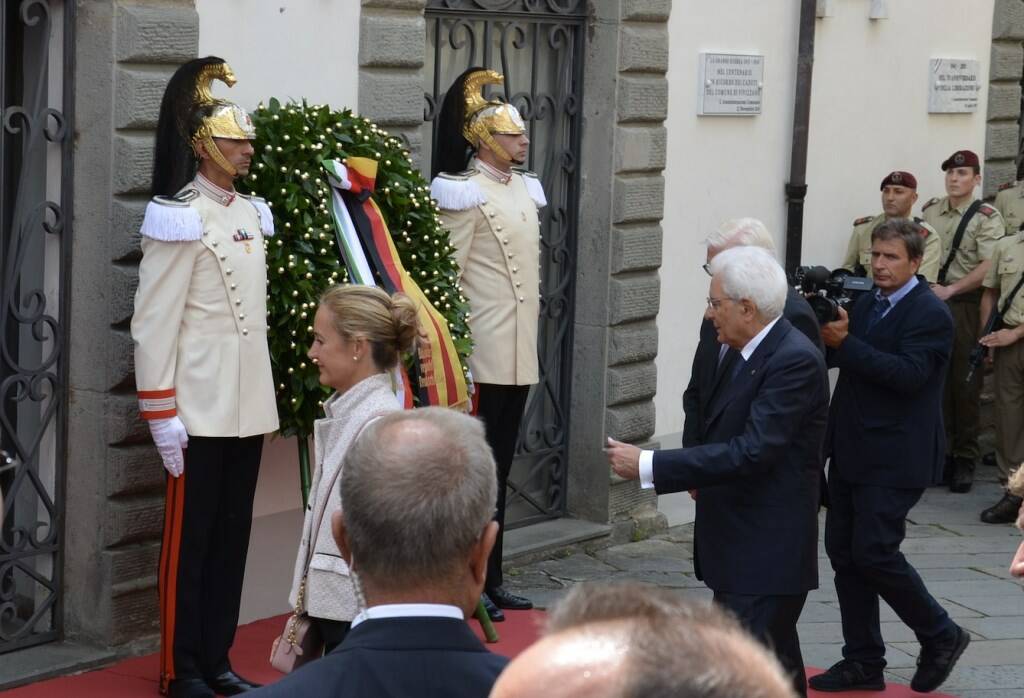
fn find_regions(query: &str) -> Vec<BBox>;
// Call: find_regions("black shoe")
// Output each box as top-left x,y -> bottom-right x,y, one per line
911,626 -> 970,693
206,671 -> 261,695
950,458 -> 974,493
481,592 -> 505,622
807,659 -> 885,692
488,586 -> 533,610
981,493 -> 1023,524
982,451 -> 997,467
167,679 -> 215,698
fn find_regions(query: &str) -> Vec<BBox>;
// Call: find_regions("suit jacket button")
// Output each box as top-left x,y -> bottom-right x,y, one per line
242,328 -> 249,336
226,268 -> 233,275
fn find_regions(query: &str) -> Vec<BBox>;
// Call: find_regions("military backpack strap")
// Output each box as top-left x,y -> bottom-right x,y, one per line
937,199 -> 983,285
998,274 -> 1024,318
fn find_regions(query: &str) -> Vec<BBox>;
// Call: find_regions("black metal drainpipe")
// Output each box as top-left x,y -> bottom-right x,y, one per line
785,0 -> 817,274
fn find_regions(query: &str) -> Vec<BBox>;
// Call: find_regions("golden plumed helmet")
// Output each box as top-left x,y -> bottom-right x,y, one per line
461,70 -> 525,163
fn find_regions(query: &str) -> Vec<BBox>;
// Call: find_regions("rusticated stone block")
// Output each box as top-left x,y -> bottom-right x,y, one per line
109,264 -> 139,328
609,273 -> 660,325
617,75 -> 668,122
360,11 -> 425,68
362,0 -> 426,8
611,224 -> 662,273
613,174 -> 665,224
105,496 -> 164,548
606,361 -> 658,405
991,41 -> 1024,81
106,543 -> 161,588
107,393 -> 150,445
614,125 -> 667,173
608,321 -> 658,365
993,0 -> 1024,40
108,327 -> 136,392
619,24 -> 669,73
115,4 -> 198,63
115,66 -> 174,130
111,196 -> 146,262
605,400 -> 656,442
112,134 -> 155,195
984,160 -> 1018,198
621,0 -> 671,22
108,585 -> 159,645
986,121 -> 1020,159
106,444 -> 164,499
359,69 -> 424,127
988,83 -> 1022,121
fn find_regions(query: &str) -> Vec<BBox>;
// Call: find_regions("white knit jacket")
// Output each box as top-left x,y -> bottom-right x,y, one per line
288,373 -> 400,621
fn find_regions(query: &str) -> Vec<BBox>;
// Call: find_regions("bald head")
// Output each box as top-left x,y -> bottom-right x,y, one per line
491,583 -> 795,698
491,621 -> 630,698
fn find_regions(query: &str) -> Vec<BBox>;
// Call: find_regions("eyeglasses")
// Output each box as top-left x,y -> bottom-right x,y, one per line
706,296 -> 735,310
702,263 -> 713,276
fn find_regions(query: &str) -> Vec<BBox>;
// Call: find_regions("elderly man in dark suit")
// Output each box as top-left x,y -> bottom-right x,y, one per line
251,408 -> 507,698
607,245 -> 829,697
810,218 -> 968,694
683,218 -> 822,451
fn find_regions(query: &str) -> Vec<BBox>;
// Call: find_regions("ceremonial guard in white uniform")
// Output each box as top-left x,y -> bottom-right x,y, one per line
430,69 -> 546,621
132,57 -> 278,698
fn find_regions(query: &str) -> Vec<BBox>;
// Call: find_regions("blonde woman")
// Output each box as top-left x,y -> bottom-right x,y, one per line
289,285 -> 419,652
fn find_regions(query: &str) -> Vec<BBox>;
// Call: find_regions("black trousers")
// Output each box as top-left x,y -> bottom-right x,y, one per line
313,617 -> 351,655
159,435 -> 263,689
475,383 -> 530,592
714,590 -> 809,697
824,473 -> 955,669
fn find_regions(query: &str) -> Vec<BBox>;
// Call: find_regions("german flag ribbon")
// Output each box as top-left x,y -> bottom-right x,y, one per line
322,157 -> 469,409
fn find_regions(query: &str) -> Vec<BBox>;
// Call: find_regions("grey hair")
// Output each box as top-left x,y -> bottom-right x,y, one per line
548,583 -> 796,698
339,407 -> 497,586
709,245 -> 787,321
705,217 -> 777,255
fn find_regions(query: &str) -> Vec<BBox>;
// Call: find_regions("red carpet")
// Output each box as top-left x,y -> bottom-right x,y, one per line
1,610 -> 958,696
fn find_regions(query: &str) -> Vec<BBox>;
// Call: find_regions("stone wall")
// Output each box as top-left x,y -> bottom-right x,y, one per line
568,0 -> 669,532
358,0 -> 426,158
66,0 -> 197,646
986,0 -> 1024,196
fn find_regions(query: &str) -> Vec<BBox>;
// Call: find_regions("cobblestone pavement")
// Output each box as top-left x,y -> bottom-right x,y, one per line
504,467 -> 1024,697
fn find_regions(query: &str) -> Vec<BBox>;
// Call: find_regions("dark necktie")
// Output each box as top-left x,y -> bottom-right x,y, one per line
730,354 -> 746,380
865,296 -> 891,332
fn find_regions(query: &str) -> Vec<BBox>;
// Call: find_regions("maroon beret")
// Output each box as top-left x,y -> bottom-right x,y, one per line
941,150 -> 980,171
880,171 -> 917,190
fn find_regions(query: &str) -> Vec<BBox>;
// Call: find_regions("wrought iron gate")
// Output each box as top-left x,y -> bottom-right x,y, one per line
424,0 -> 585,526
0,0 -> 73,654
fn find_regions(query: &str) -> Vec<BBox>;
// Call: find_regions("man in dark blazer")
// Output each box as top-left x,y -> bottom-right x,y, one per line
251,409 -> 507,698
608,246 -> 828,697
810,218 -> 969,694
683,218 -> 822,450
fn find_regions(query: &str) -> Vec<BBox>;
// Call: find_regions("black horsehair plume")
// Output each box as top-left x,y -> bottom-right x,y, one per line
431,66 -> 489,179
151,56 -> 226,197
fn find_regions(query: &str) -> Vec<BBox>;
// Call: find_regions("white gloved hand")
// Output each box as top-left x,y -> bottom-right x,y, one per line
148,416 -> 189,477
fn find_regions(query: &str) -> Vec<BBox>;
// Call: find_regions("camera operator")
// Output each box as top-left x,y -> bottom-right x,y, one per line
810,219 -> 967,694
977,225 -> 1024,523
842,171 -> 941,282
921,149 -> 1005,492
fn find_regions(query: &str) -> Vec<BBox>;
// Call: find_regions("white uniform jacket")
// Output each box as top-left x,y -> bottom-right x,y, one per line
131,176 -> 279,438
431,164 -> 545,386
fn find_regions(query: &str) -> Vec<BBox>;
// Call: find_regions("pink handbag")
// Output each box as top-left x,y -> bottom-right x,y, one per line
269,578 -> 322,673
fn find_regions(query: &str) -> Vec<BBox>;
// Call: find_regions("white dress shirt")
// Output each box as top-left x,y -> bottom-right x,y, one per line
638,317 -> 781,489
350,603 -> 464,629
